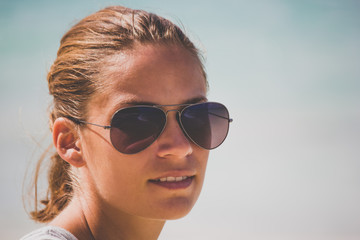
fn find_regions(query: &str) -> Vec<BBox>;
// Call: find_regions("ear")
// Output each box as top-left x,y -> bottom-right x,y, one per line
53,117 -> 85,168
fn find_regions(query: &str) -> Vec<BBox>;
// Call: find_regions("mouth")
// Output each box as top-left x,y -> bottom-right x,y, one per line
149,176 -> 194,189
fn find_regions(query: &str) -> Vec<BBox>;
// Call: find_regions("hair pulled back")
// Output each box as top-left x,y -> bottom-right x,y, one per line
30,6 -> 206,222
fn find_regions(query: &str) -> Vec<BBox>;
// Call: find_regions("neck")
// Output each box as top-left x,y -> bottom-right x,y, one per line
51,196 -> 165,240
81,194 -> 166,240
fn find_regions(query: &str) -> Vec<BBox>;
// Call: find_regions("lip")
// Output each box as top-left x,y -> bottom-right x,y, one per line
148,170 -> 196,190
149,176 -> 194,189
152,170 -> 196,179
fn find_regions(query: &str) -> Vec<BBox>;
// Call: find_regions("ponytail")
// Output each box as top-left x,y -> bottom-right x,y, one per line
30,151 -> 73,222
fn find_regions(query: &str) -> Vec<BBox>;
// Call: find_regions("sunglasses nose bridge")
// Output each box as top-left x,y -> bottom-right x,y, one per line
163,108 -> 181,119
164,109 -> 179,114
163,109 -> 185,133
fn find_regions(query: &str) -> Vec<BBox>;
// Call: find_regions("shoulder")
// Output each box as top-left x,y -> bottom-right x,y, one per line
20,226 -> 78,240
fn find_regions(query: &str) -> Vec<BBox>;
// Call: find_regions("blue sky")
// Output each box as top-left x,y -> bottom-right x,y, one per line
1,1 -> 360,239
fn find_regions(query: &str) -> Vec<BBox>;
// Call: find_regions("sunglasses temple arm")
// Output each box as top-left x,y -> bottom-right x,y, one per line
82,121 -> 112,129
66,116 -> 112,129
208,112 -> 233,122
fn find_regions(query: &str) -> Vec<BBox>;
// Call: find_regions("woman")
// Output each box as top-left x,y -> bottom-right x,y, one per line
22,6 -> 232,240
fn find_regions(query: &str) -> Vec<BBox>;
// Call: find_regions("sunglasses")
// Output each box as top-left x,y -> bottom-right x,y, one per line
67,102 -> 232,154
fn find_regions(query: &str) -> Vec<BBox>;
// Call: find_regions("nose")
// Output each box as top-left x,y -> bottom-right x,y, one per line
156,111 -> 193,158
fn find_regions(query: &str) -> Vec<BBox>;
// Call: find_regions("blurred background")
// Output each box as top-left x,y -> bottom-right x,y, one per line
1,0 -> 360,239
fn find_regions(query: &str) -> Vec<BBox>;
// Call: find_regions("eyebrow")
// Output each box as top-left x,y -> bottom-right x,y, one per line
120,96 -> 208,107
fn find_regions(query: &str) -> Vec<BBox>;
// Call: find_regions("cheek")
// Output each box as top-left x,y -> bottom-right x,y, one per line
80,130 -> 144,198
84,130 -> 159,198
198,149 -> 210,174
191,149 -> 210,203
84,146 -> 150,213
195,149 -> 210,192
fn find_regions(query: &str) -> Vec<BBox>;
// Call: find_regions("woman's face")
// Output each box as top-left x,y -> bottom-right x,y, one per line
79,44 -> 209,220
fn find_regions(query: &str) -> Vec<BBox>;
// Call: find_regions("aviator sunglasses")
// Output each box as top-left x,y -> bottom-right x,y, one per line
67,102 -> 232,154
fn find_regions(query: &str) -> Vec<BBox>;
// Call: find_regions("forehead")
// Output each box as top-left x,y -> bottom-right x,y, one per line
92,44 -> 207,111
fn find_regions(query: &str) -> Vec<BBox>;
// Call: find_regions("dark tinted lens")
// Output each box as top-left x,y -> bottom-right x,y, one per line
110,107 -> 166,154
180,102 -> 230,149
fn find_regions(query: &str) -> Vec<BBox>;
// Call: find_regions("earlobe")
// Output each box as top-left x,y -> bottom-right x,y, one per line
53,117 -> 86,168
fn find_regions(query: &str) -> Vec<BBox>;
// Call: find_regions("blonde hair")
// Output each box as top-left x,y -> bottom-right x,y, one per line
29,6 -> 206,222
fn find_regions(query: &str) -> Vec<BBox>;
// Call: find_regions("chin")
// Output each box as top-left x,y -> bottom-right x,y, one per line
152,196 -> 198,220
